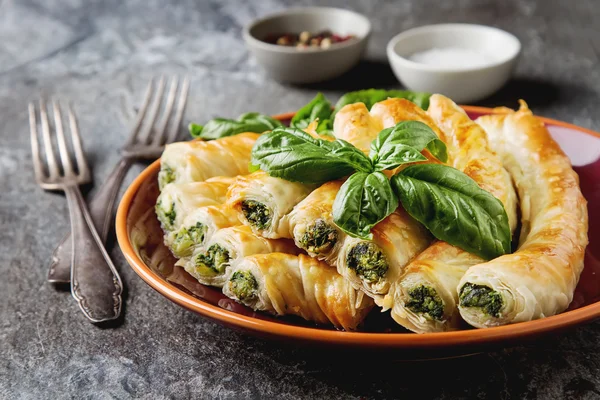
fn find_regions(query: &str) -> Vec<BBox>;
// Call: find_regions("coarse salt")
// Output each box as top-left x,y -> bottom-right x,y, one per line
409,47 -> 493,68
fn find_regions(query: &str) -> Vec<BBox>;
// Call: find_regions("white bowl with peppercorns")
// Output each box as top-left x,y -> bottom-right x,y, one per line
243,7 -> 371,84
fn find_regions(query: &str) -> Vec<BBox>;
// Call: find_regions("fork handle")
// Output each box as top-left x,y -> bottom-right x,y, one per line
48,158 -> 133,283
64,185 -> 123,322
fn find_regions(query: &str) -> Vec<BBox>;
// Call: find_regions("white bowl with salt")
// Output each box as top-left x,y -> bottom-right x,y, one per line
386,24 -> 521,103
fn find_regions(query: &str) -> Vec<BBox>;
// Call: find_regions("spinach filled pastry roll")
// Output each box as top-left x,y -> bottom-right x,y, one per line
226,171 -> 316,239
336,209 -> 432,301
179,225 -> 299,287
222,253 -> 375,330
383,94 -> 518,333
456,101 -> 588,328
334,98 -> 443,301
158,132 -> 259,189
287,180 -> 346,264
155,177 -> 234,231
165,205 -> 239,258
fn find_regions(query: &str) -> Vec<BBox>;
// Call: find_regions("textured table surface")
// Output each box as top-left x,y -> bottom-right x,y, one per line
2,0 -> 600,398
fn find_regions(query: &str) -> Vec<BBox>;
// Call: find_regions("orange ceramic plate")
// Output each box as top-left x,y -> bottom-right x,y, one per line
116,106 -> 600,356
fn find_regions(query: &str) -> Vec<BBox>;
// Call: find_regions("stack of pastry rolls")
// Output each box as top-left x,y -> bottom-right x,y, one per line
155,95 -> 588,332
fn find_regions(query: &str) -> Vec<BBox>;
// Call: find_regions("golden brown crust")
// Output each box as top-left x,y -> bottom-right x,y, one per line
383,94 -> 518,333
458,102 -> 588,327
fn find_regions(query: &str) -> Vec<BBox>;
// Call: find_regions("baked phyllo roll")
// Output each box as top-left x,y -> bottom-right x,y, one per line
456,102 -> 588,328
155,177 -> 234,231
158,132 -> 259,189
165,205 -> 239,258
383,94 -> 518,333
179,225 -> 299,287
287,180 -> 345,264
226,171 -> 315,239
332,102 -> 383,153
336,209 -> 432,301
222,253 -> 375,330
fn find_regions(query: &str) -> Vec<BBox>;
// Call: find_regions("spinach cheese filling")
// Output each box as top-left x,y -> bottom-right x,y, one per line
172,222 -> 206,255
300,219 -> 338,254
346,242 -> 389,283
229,270 -> 259,302
156,201 -> 177,231
459,283 -> 504,317
158,165 -> 176,190
405,285 -> 444,321
193,244 -> 230,277
241,200 -> 272,230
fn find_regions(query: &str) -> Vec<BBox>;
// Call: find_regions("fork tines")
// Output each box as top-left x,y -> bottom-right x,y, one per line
128,76 -> 191,148
29,99 -> 90,189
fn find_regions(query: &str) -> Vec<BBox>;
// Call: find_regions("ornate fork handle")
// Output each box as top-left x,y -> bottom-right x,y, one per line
64,185 -> 123,322
49,158 -> 133,283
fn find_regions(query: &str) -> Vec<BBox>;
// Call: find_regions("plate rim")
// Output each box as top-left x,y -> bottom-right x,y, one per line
115,105 -> 600,348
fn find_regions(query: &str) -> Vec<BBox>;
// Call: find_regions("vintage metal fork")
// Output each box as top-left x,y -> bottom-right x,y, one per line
29,99 -> 123,322
47,76 -> 190,283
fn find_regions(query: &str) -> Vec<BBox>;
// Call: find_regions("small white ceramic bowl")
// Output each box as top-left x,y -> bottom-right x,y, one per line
387,24 -> 521,103
243,7 -> 371,84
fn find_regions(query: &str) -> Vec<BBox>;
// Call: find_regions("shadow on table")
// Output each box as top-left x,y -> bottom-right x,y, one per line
474,77 -> 562,108
291,59 -> 400,92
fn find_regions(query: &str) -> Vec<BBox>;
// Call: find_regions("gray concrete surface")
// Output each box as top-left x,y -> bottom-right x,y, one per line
1,0 -> 599,398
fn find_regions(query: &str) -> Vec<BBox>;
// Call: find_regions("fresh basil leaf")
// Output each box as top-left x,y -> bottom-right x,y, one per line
370,121 -> 448,169
391,164 -> 511,260
291,93 -> 334,132
189,123 -> 204,137
189,112 -> 283,140
251,127 -> 372,184
334,89 -> 432,113
333,171 -> 398,240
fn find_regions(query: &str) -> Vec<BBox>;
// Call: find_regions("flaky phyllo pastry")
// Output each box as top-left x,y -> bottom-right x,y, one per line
223,253 -> 374,331
226,171 -> 316,239
178,225 -> 299,287
156,93 -> 588,332
158,132 -> 259,189
382,94 -> 518,333
456,102 -> 588,328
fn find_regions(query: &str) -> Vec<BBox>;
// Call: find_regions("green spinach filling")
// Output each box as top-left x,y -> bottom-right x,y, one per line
172,222 -> 206,255
300,219 -> 338,254
156,201 -> 177,230
346,242 -> 389,283
405,285 -> 444,321
459,283 -> 504,318
158,165 -> 176,190
193,244 -> 230,277
229,270 -> 259,301
241,200 -> 271,230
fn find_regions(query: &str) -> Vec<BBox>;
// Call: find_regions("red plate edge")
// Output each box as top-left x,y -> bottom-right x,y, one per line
115,105 -> 600,350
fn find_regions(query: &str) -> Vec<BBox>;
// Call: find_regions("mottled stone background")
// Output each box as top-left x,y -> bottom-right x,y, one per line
1,0 -> 599,399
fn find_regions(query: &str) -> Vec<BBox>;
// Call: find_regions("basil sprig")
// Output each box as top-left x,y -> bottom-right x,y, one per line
189,112 -> 282,140
290,93 -> 333,133
392,164 -> 511,260
334,89 -> 431,112
370,121 -> 448,170
188,89 -> 431,140
332,172 -> 398,239
250,127 -> 372,184
252,122 -> 511,259
252,122 -> 448,240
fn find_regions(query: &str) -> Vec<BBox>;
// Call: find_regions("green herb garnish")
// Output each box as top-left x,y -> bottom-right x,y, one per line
189,112 -> 282,140
391,164 -> 511,260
